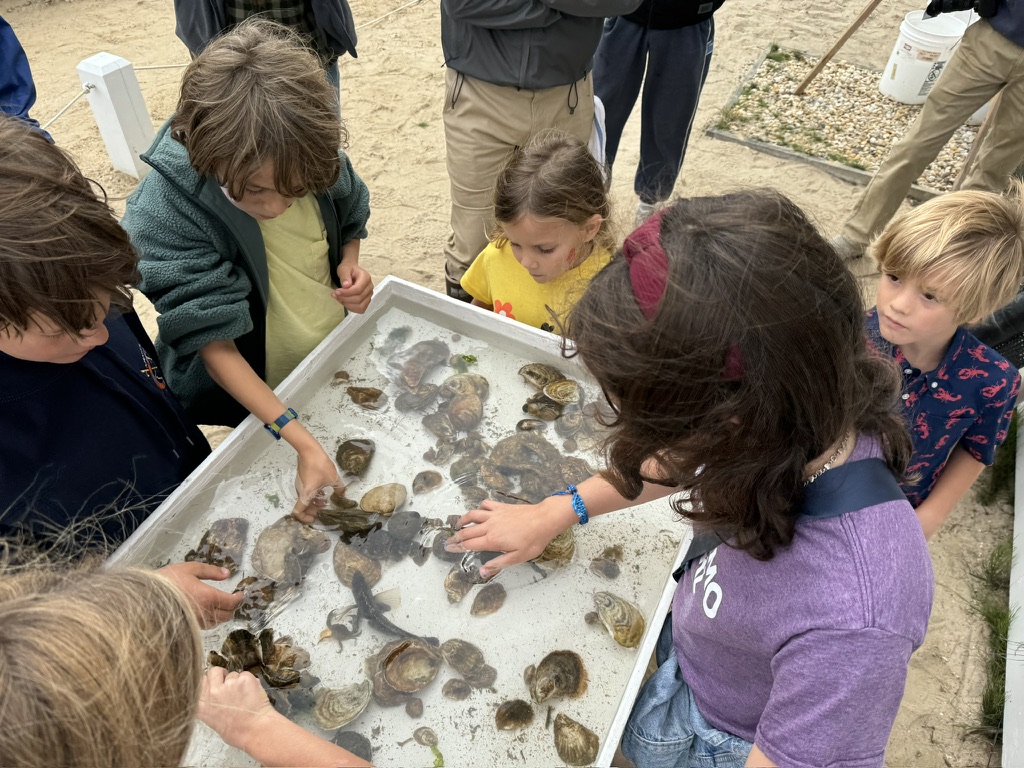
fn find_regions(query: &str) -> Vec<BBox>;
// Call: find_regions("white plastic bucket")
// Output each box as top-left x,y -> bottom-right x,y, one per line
879,11 -> 967,105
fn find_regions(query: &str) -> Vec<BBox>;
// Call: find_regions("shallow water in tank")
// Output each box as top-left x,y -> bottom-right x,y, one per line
134,305 -> 685,767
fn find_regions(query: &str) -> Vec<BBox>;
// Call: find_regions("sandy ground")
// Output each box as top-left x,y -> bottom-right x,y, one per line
3,0 -> 1014,763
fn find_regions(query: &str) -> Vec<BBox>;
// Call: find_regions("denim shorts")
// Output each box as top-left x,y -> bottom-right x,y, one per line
621,619 -> 753,768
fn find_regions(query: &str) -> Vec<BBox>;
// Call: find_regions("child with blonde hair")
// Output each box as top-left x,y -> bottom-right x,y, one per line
0,559 -> 368,767
123,19 -> 372,522
867,188 -> 1024,538
460,133 -> 613,332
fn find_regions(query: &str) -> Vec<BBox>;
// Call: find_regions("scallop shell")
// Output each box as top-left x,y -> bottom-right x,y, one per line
440,638 -> 486,677
380,638 -> 441,694
442,678 -> 473,700
312,680 -> 371,730
332,541 -> 382,588
412,470 -> 443,494
593,591 -> 646,648
542,378 -> 581,406
526,650 -> 587,703
360,483 -> 407,516
495,699 -> 534,731
553,712 -> 600,766
519,362 -> 566,390
470,582 -> 507,616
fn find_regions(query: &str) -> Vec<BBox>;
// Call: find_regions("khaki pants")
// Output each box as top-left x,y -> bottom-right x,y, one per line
442,69 -> 595,287
842,20 -> 1024,247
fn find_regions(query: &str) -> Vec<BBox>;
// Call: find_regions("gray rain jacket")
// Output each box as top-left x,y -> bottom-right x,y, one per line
441,0 -> 643,90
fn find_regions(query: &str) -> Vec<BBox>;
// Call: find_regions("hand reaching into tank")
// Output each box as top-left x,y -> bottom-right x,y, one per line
157,562 -> 244,629
290,438 -> 345,525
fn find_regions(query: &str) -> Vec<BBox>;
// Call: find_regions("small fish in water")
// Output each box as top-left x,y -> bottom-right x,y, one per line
351,570 -> 438,645
318,605 -> 361,649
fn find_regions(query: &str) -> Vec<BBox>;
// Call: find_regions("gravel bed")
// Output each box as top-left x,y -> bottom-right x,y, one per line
714,48 -> 979,192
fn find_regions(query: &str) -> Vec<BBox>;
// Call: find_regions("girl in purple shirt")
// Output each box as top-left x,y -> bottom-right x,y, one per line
447,190 -> 933,767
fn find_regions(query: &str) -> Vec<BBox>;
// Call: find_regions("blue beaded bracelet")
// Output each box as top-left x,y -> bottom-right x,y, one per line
551,484 -> 589,525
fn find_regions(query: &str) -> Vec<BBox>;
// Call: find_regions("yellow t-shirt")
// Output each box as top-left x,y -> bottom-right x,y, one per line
261,194 -> 346,388
460,241 -> 612,332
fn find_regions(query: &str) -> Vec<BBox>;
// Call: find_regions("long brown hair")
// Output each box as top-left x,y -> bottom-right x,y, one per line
567,189 -> 911,559
0,116 -> 137,336
171,18 -> 344,200
0,559 -> 202,766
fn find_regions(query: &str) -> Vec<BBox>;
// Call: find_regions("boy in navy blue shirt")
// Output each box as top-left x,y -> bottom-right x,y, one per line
866,188 -> 1024,538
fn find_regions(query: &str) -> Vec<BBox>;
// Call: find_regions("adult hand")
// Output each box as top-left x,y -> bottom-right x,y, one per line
157,562 -> 243,629
198,667 -> 276,751
332,263 -> 374,314
447,497 -> 572,578
291,441 -> 345,525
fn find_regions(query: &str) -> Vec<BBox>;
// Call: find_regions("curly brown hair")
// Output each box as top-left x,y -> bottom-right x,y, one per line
171,18 -> 345,200
0,116 -> 137,336
566,189 -> 911,560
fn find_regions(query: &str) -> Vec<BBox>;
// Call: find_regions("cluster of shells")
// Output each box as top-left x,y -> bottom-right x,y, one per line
716,49 -> 978,192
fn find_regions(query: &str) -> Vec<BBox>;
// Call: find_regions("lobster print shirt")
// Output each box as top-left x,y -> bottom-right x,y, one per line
866,308 -> 1020,506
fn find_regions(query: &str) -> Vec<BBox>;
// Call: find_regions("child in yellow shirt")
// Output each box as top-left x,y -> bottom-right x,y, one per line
461,133 -> 613,332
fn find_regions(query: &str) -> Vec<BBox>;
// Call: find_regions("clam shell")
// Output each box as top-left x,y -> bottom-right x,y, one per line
543,378 -> 581,406
495,699 -> 534,731
332,541 -> 382,588
440,638 -> 486,677
312,680 -> 371,730
519,362 -> 566,390
412,470 -> 443,494
527,650 -> 587,703
360,483 -> 407,516
380,638 -> 441,694
336,438 -> 375,477
594,591 -> 646,648
470,582 -> 507,616
554,712 -> 600,766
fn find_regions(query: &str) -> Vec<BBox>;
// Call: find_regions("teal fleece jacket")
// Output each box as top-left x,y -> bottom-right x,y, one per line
122,121 -> 370,426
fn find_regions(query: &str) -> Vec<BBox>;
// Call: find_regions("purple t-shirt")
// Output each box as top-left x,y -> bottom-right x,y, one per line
674,435 -> 933,767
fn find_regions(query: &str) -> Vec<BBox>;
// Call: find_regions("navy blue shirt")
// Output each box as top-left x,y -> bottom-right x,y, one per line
0,15 -> 51,140
0,310 -> 210,549
867,309 -> 1019,506
989,0 -> 1024,50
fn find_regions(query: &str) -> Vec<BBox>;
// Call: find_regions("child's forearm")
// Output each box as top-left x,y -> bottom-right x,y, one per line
241,712 -> 370,768
914,446 -> 986,539
340,237 -> 361,264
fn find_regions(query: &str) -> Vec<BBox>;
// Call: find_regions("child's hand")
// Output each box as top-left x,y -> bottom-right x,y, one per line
333,263 -> 374,314
199,667 -> 277,751
157,562 -> 244,629
291,441 -> 345,525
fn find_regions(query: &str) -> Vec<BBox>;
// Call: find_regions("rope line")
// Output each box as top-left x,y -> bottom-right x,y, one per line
42,83 -> 95,131
355,0 -> 423,30
134,64 -> 188,71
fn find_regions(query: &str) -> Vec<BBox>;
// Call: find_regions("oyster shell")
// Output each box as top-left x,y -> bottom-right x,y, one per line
495,699 -> 534,731
252,516 -> 330,585
423,439 -> 455,465
412,470 -> 443,494
461,485 -> 489,509
525,650 -> 587,703
313,680 -> 371,730
470,582 -> 507,616
443,566 -> 475,603
490,432 -> 562,473
414,727 -> 438,747
534,528 -> 576,570
332,541 -> 382,588
440,638 -> 486,677
590,545 -> 624,580
450,455 -> 483,487
431,531 -> 465,563
380,638 -> 441,694
439,373 -> 490,400
184,517 -> 248,575
554,403 -> 584,438
553,712 -> 600,766
387,509 -> 423,541
422,411 -> 455,441
516,418 -> 547,432
593,591 -> 646,648
336,438 -> 375,477
259,631 -> 311,688
395,383 -> 439,412
442,678 -> 473,700
233,576 -> 277,623
478,460 -> 513,493
209,628 -> 262,673
523,392 -> 563,421
559,457 -> 594,486
464,663 -> 497,689
447,393 -> 483,431
387,339 -> 450,391
543,378 -> 581,406
360,483 -> 407,516
405,697 -> 424,718
332,731 -> 373,762
346,386 -> 387,410
519,362 -> 566,390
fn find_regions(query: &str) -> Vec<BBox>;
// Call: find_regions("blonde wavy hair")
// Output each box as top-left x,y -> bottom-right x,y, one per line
870,183 -> 1024,323
0,558 -> 202,767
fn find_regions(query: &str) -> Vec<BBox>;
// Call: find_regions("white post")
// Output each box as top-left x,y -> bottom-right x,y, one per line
76,53 -> 154,179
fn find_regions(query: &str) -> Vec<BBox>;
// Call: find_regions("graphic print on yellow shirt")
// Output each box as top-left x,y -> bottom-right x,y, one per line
460,241 -> 613,331
262,194 -> 346,388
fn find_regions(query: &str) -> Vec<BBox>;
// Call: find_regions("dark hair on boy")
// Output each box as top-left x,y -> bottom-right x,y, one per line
0,115 -> 137,337
492,132 -> 613,253
567,189 -> 912,560
171,18 -> 345,202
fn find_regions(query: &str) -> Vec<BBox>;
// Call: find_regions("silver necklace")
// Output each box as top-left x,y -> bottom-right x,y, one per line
804,434 -> 850,486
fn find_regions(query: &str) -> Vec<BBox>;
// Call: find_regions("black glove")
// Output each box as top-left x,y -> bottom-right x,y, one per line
924,0 -> 977,17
